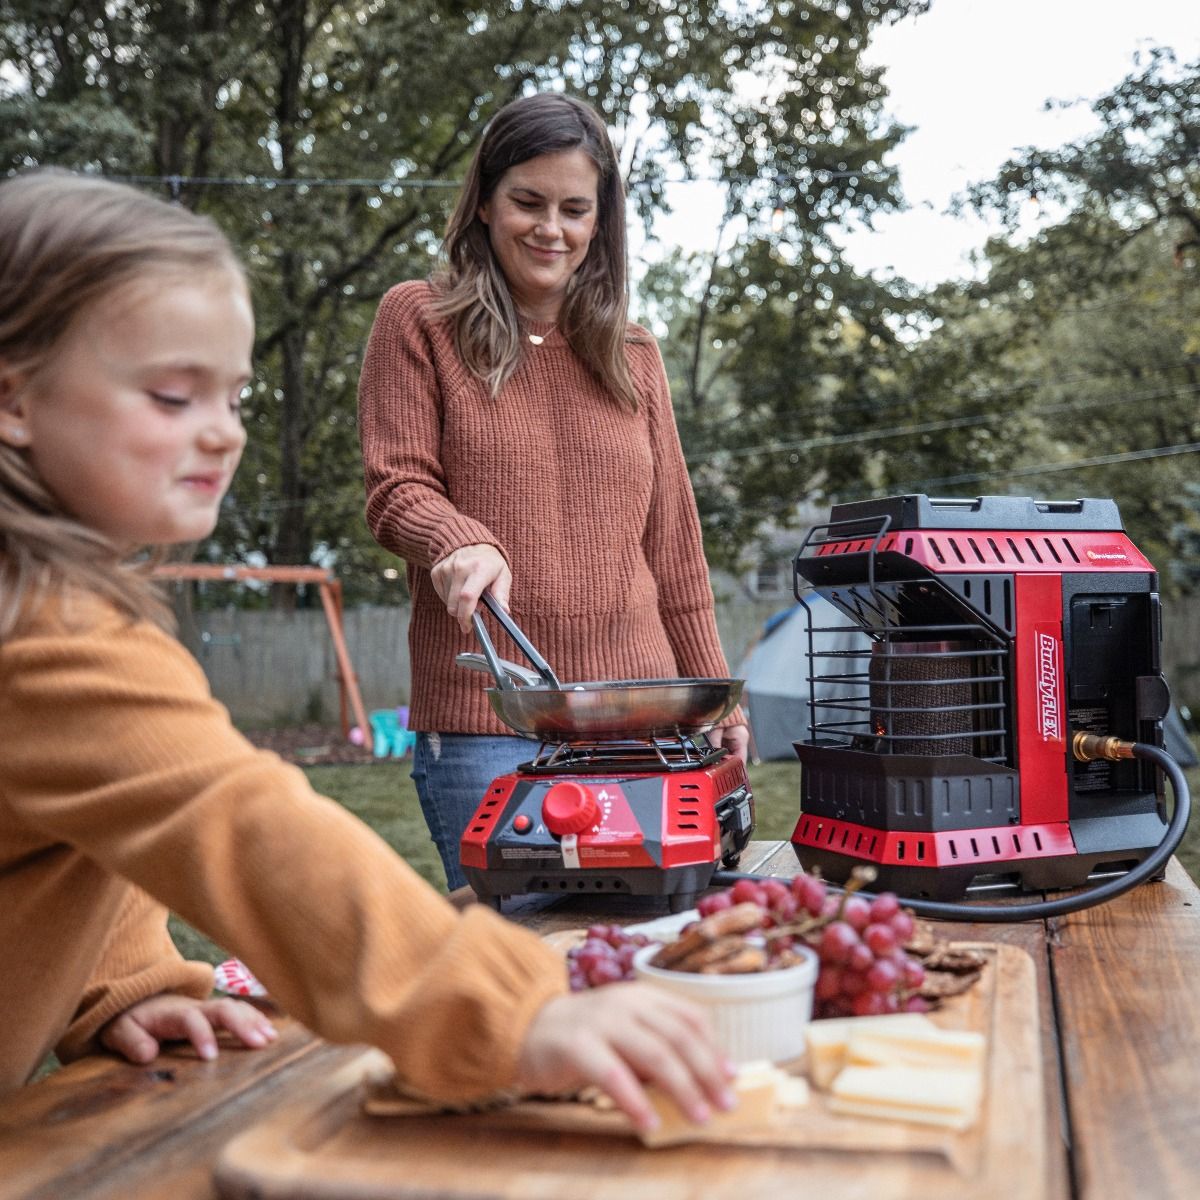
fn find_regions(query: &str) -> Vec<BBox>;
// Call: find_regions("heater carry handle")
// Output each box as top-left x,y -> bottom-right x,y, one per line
793,511 -> 893,603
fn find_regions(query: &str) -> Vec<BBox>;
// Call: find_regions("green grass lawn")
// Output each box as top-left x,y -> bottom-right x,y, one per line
169,755 -> 1200,966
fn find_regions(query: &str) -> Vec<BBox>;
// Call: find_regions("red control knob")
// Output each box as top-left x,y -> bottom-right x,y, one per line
541,781 -> 600,836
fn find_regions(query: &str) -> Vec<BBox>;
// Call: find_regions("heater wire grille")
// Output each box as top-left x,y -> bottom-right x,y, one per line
803,622 -> 1009,762
795,513 -> 1011,764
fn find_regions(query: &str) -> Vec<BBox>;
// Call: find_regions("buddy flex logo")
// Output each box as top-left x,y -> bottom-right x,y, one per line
1085,545 -> 1129,563
1035,631 -> 1062,742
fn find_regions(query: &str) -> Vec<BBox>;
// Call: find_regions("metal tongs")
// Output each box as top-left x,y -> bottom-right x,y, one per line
454,592 -> 563,692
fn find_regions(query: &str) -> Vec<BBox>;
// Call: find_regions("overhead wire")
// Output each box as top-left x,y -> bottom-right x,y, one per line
227,384 -> 1200,520
682,378 -> 1200,466
81,174 -> 1194,518
67,166 -> 893,192
879,439 -> 1200,493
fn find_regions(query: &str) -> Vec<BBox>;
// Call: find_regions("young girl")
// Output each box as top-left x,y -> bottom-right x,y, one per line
0,170 -> 734,1134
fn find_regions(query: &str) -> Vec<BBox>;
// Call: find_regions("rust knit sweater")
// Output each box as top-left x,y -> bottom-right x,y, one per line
359,280 -> 740,734
0,591 -> 565,1099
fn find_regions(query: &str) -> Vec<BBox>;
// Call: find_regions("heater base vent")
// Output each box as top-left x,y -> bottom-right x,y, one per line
791,810 -> 1165,900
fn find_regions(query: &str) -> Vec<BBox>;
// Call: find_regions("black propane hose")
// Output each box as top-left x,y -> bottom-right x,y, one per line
712,737 -> 1190,923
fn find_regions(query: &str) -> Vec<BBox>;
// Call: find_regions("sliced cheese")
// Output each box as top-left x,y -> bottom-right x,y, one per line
776,1075 -> 812,1110
847,1026 -> 985,1073
805,1013 -> 936,1088
829,1064 -> 982,1131
638,1060 -> 805,1148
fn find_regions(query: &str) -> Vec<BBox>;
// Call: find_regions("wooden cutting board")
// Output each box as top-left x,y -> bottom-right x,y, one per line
213,944 -> 1044,1200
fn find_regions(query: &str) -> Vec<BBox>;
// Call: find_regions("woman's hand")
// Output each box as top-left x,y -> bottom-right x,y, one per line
430,543 -> 511,634
100,993 -> 279,1065
515,984 -> 736,1135
708,722 -> 750,764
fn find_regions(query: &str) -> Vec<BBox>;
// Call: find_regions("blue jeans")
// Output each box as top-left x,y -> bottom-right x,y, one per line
411,733 -> 535,891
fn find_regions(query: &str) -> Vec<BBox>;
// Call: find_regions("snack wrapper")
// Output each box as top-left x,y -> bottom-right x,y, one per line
213,957 -> 268,998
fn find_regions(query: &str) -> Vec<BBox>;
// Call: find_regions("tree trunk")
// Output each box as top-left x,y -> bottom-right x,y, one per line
270,0 -> 311,609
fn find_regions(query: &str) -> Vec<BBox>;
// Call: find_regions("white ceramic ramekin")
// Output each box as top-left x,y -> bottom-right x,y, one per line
632,943 -> 818,1065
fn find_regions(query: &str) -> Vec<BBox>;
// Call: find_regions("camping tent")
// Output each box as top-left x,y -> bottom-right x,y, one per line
738,601 -> 1199,767
738,598 -> 867,761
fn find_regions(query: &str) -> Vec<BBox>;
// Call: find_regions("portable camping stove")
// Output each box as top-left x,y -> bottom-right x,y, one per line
460,734 -> 754,912
789,494 -> 1170,900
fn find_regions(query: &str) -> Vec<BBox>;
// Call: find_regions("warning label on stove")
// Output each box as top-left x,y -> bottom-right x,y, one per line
499,847 -> 560,860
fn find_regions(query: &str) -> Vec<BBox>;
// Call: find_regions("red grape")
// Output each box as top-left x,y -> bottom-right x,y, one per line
815,965 -> 843,1001
730,878 -> 768,907
818,921 -> 859,966
567,874 -> 929,1018
847,942 -> 874,973
890,909 -> 915,942
864,922 -> 898,956
794,874 -> 828,916
841,895 -> 871,931
851,991 -> 888,1017
866,958 -> 900,993
696,891 -> 734,917
840,968 -> 868,998
587,958 -> 624,987
567,927 -> 663,990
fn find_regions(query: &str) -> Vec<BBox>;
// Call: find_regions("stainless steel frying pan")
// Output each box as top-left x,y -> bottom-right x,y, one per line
455,593 -> 743,739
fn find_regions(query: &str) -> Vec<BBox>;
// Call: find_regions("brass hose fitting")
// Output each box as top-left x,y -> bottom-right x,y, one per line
1071,731 -> 1137,762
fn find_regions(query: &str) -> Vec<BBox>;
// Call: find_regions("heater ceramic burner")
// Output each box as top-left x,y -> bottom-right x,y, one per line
460,734 -> 754,913
789,494 -> 1170,900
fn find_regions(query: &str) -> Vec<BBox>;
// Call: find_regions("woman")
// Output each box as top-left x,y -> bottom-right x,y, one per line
359,93 -> 749,891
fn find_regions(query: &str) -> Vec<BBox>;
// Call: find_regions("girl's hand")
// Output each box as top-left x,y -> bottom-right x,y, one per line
515,984 -> 736,1135
708,722 -> 750,764
430,543 -> 511,633
99,994 -> 279,1065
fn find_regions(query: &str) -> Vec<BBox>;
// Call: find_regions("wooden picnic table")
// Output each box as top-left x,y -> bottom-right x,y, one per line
2,841 -> 1199,1200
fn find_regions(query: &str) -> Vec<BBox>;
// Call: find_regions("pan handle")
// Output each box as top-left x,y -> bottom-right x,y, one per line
455,652 -> 543,689
474,592 -> 562,689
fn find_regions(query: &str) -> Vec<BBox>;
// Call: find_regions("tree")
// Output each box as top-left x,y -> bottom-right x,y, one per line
630,1 -> 930,574
933,48 -> 1200,591
1,0 -> 927,596
963,46 -> 1199,299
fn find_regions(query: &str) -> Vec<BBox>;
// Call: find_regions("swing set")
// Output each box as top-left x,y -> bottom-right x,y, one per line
153,564 -> 370,742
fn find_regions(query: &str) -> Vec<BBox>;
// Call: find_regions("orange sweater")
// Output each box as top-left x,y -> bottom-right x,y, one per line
359,281 -> 741,734
0,592 -> 565,1098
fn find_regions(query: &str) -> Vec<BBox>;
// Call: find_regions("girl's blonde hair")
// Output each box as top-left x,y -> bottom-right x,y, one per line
0,169 -> 244,640
433,93 -> 643,409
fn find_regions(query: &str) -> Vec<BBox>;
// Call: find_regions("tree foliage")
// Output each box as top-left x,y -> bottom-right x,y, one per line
1,0 -> 926,598
940,48 -> 1200,591
632,1 -> 929,574
650,41 -> 1200,592
0,0 -> 917,597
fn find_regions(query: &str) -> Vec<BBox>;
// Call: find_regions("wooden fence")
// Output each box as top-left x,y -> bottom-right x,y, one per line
177,598 -> 782,729
183,595 -> 1200,731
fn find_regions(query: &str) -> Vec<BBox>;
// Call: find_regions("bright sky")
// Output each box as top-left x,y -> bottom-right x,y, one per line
638,0 -> 1200,289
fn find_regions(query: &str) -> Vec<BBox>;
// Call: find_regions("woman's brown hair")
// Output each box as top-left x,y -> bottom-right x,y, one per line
433,93 -> 642,409
0,169 -> 244,639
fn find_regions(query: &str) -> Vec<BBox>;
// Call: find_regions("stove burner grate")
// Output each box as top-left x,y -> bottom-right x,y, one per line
519,732 -> 725,774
